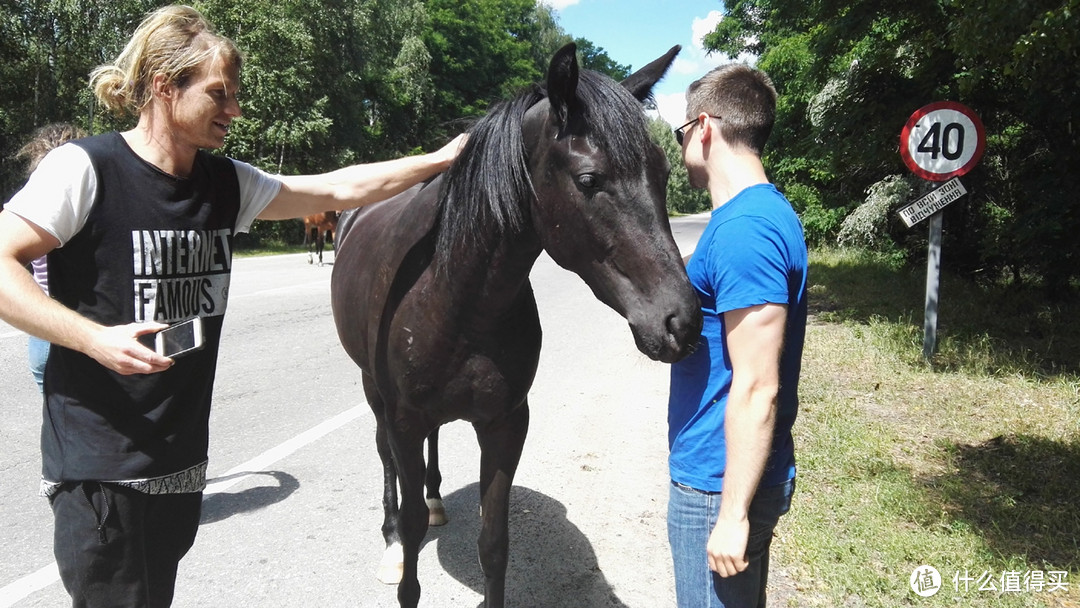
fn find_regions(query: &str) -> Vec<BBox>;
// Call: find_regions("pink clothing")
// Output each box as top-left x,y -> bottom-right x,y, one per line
32,256 -> 48,295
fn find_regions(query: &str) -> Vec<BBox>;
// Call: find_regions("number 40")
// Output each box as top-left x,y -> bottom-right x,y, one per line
918,122 -> 965,161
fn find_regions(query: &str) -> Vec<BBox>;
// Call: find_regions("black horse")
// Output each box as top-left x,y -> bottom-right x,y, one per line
330,43 -> 702,608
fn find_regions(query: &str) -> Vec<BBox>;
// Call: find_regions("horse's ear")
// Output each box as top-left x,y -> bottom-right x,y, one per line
547,42 -> 580,127
621,45 -> 681,103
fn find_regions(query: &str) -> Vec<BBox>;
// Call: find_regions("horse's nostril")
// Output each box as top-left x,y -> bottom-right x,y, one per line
666,313 -> 680,337
663,307 -> 703,360
666,311 -> 693,340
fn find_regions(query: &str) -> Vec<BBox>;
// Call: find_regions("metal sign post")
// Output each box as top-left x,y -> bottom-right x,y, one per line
898,102 -> 985,360
923,213 -> 943,359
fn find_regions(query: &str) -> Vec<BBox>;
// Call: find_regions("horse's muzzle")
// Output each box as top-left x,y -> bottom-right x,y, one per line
629,302 -> 702,364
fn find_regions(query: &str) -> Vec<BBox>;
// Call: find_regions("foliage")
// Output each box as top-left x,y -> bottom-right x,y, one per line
648,116 -> 710,215
704,0 -> 1080,295
574,38 -> 631,81
206,0 -> 335,174
421,0 -> 535,138
836,175 -> 916,253
0,0 -> 158,195
0,0 -> 631,247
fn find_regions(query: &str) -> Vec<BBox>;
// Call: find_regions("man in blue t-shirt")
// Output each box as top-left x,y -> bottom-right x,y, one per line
667,63 -> 808,608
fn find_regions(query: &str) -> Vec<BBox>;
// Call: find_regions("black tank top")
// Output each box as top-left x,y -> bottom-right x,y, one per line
42,132 -> 240,482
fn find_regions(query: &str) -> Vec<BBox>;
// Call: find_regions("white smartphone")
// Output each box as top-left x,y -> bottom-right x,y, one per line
145,317 -> 205,358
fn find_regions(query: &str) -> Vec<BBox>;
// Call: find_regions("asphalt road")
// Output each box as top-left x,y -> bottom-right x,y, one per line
0,213 -> 711,608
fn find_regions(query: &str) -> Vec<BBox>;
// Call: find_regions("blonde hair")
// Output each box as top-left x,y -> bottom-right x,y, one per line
686,63 -> 777,155
90,5 -> 242,116
17,123 -> 88,174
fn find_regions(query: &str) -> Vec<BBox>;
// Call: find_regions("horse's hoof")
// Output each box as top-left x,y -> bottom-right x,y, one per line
377,543 -> 404,585
427,498 -> 448,526
376,561 -> 404,585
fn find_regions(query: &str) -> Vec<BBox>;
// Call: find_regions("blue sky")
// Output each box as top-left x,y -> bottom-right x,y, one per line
541,0 -> 730,127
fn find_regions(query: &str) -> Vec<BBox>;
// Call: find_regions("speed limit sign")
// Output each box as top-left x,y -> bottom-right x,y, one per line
899,101 -> 985,181
898,102 -> 985,360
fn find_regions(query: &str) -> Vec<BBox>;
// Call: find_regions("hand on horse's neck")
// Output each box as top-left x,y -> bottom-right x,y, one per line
708,149 -> 768,210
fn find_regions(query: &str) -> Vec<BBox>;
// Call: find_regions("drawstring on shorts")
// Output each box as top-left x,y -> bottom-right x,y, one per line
81,483 -> 111,544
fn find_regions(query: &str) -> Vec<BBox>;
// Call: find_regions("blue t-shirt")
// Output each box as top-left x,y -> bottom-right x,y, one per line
668,184 -> 808,492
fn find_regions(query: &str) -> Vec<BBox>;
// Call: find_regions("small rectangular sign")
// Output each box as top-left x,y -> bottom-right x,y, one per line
899,177 -> 968,227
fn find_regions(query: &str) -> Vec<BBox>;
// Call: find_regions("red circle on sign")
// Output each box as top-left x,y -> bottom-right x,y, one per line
900,101 -> 985,181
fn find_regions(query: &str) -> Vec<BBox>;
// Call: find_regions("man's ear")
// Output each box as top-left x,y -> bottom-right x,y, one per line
698,113 -> 719,146
151,74 -> 173,101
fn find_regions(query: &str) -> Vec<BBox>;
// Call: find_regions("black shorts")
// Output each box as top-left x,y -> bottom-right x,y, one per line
50,482 -> 202,608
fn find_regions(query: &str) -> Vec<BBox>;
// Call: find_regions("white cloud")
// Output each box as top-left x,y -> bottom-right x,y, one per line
684,11 -> 728,75
653,9 -> 727,126
652,91 -> 689,129
692,10 -> 725,51
671,56 -> 700,76
538,0 -> 580,9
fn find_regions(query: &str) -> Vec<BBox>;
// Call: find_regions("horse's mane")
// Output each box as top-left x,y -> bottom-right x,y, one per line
434,69 -> 652,272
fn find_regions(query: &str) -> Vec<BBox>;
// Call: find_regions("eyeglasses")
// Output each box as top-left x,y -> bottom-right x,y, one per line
673,114 -> 719,146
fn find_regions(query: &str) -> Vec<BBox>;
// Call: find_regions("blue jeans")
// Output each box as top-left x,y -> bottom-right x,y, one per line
668,478 -> 794,608
29,336 -> 50,393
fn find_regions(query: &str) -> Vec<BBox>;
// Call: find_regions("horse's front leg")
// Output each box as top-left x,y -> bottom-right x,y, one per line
425,427 -> 447,526
474,402 -> 530,608
391,430 -> 430,608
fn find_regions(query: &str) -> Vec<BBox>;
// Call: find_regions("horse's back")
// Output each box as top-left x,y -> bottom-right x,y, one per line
331,178 -> 443,372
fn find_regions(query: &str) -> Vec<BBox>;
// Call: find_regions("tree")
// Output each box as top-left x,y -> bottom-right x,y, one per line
705,0 -> 1080,293
0,0 -> 158,200
948,0 -> 1080,292
419,0 -> 631,142
574,38 -> 631,81
529,3 -> 573,76
1,0 -> 639,247
649,117 -> 709,215
205,0 -> 334,175
420,0 -> 543,140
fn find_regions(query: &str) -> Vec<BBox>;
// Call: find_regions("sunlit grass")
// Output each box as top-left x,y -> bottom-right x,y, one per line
772,248 -> 1080,607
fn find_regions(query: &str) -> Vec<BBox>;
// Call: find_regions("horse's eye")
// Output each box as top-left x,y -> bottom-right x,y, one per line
577,173 -> 600,190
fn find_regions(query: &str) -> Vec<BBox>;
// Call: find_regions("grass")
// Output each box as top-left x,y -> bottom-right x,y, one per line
772,248 -> 1080,607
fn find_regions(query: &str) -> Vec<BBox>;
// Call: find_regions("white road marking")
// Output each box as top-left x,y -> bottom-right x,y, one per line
0,405 -> 364,607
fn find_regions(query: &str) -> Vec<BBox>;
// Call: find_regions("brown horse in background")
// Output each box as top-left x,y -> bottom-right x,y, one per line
303,211 -> 338,265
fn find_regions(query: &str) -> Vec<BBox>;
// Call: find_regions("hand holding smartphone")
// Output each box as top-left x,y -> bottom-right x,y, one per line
138,317 -> 205,358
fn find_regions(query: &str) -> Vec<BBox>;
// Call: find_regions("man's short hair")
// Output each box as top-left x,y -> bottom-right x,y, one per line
685,64 -> 777,155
